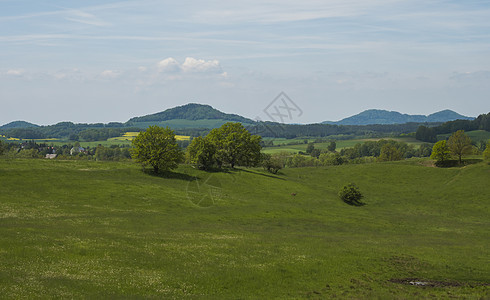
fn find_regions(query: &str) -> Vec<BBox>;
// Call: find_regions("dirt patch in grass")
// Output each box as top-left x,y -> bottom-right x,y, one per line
389,278 -> 489,288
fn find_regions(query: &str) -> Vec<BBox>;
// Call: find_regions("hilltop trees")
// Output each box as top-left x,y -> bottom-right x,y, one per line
131,126 -> 184,173
447,130 -> 472,164
187,122 -> 262,170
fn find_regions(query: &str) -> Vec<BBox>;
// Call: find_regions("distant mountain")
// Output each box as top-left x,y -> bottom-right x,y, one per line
323,109 -> 473,125
126,103 -> 255,128
0,121 -> 39,129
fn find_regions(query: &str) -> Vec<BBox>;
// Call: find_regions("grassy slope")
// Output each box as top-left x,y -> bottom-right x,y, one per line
0,159 -> 489,298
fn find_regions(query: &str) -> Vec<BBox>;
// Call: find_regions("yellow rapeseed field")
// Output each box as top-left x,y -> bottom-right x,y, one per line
116,132 -> 190,141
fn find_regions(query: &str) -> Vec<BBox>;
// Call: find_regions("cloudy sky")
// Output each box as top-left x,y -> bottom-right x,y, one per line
1,0 -> 489,125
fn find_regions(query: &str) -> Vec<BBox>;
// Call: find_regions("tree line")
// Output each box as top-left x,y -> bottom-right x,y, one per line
416,112 -> 490,142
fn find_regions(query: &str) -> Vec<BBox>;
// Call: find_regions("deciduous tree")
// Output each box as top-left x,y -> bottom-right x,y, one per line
377,144 -> 403,162
306,143 -> 315,154
131,126 -> 183,173
186,136 -> 216,170
447,130 -> 472,164
207,122 -> 261,168
483,140 -> 490,160
430,140 -> 451,164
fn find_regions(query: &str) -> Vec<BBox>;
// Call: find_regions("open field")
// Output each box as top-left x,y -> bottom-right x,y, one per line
262,136 -> 425,154
0,158 -> 488,298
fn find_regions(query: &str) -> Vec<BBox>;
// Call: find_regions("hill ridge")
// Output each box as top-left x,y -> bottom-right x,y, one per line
323,109 -> 473,125
126,103 -> 255,125
0,121 -> 39,129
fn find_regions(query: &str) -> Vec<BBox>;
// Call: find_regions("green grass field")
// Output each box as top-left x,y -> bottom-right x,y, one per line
262,137 -> 425,154
0,158 -> 489,298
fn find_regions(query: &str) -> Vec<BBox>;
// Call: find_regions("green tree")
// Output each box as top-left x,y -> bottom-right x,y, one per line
187,136 -> 216,170
327,140 -> 336,152
447,130 -> 472,164
261,153 -> 284,174
483,140 -> 490,160
416,143 -> 433,157
306,143 -> 315,154
207,122 -> 261,168
430,140 -> 451,164
377,144 -> 403,162
319,152 -> 344,166
310,148 -> 321,158
415,126 -> 437,142
0,140 -> 4,156
131,126 -> 184,173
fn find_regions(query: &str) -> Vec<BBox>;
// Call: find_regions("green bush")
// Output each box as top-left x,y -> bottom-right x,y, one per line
483,140 -> 490,160
338,183 -> 364,206
261,153 -> 284,174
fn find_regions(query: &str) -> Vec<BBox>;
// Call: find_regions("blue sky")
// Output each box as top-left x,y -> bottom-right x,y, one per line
1,0 -> 489,125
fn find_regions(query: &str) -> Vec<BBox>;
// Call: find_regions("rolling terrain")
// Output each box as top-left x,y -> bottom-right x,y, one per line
0,158 -> 488,298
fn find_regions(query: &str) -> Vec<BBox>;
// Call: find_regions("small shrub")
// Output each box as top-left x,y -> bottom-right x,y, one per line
338,183 -> 364,206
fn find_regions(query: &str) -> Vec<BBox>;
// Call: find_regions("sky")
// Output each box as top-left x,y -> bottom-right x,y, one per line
1,0 -> 490,125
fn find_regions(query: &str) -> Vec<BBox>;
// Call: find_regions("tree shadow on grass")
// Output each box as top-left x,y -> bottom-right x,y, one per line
143,169 -> 198,181
344,199 -> 366,207
435,159 -> 483,168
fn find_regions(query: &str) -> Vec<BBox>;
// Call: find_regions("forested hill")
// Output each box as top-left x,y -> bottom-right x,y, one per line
0,121 -> 39,129
127,103 -> 255,124
323,109 -> 473,125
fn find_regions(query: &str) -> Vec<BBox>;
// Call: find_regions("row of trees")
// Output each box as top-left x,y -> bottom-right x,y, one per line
131,123 -> 262,173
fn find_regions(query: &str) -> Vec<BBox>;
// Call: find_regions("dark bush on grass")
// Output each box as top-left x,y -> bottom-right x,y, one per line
339,183 -> 364,206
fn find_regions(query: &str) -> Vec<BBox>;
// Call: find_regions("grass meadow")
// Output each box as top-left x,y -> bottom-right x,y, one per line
0,158 -> 489,298
262,136 -> 425,154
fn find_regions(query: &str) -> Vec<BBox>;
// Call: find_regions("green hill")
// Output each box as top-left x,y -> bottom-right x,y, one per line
324,109 -> 473,125
0,158 -> 488,298
126,103 -> 255,128
0,121 -> 39,129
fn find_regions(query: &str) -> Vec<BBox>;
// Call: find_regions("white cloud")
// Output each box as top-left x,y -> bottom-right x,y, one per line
157,57 -> 180,73
156,57 -> 224,75
6,69 -> 24,76
182,57 -> 222,73
100,70 -> 122,78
